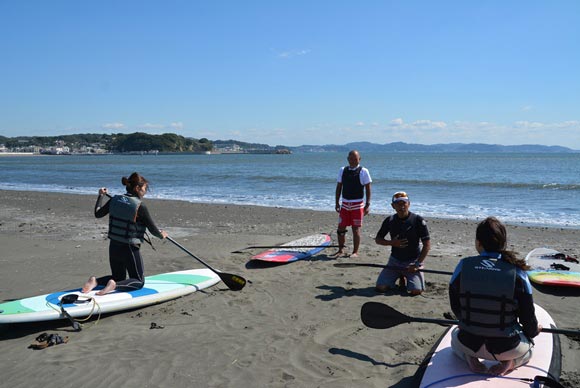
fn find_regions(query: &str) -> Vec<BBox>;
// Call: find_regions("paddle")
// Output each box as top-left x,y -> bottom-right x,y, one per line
361,302 -> 580,337
334,262 -> 453,276
232,245 -> 340,253
167,237 -> 246,291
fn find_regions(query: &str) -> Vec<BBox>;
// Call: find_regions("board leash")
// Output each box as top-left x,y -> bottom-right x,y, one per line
47,294 -> 102,331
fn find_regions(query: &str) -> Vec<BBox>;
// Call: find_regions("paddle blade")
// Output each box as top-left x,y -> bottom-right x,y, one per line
361,302 -> 411,329
219,272 -> 247,291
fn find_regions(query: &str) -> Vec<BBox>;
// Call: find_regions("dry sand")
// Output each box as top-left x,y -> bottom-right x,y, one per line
1,190 -> 579,387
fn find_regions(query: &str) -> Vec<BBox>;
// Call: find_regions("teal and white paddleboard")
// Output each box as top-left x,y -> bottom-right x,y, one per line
0,268 -> 220,324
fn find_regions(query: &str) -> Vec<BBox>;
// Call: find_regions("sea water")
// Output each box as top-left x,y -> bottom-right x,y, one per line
1,152 -> 579,229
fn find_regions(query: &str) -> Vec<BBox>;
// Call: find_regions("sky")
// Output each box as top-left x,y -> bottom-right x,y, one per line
1,1 -> 579,148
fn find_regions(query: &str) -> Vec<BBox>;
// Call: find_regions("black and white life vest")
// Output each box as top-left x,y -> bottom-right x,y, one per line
458,256 -> 520,337
341,166 -> 364,200
107,194 -> 146,245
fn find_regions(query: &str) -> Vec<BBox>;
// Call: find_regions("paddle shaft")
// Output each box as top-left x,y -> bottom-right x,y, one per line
362,302 -> 580,337
167,237 -> 219,273
401,316 -> 579,336
334,262 -> 453,276
167,238 -> 246,291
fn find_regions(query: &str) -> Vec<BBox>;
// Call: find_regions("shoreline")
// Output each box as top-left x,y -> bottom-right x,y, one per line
1,189 -> 579,387
0,188 -> 578,231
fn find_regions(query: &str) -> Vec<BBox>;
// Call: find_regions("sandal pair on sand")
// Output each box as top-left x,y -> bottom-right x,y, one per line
29,333 -> 69,350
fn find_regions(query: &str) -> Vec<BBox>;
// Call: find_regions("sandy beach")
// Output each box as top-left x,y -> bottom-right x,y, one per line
1,189 -> 579,388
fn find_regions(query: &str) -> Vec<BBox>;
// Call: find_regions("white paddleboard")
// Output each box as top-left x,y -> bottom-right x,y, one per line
417,304 -> 561,387
0,268 -> 220,324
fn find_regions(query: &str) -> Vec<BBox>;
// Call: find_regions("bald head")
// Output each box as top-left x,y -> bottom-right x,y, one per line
347,150 -> 361,167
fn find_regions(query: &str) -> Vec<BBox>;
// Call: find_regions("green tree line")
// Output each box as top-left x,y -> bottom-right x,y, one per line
1,133 -> 213,153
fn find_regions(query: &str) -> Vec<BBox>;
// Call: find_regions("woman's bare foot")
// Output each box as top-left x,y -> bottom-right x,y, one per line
466,356 -> 488,374
489,359 -> 515,376
82,276 -> 98,293
96,279 -> 116,295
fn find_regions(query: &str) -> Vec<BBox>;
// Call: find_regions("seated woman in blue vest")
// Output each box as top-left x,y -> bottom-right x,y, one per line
82,172 -> 168,295
448,217 -> 541,375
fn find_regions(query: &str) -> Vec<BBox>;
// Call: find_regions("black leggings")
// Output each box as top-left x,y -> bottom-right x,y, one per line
97,240 -> 145,292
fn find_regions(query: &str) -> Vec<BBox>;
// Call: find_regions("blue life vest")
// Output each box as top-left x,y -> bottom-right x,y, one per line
341,166 -> 364,200
108,195 -> 146,245
458,255 -> 520,337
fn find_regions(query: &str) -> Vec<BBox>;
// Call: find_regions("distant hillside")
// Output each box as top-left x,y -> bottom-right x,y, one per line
291,142 -> 576,153
2,133 -> 576,154
0,133 -> 212,153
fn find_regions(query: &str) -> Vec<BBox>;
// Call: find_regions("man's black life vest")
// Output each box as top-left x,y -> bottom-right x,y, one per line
387,212 -> 423,261
458,256 -> 520,337
108,194 -> 146,245
341,166 -> 364,200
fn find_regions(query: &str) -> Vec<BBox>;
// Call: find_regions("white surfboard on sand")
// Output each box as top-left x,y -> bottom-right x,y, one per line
0,268 -> 220,324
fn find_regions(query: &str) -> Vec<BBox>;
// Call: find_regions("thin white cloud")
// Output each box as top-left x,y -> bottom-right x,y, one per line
514,121 -> 545,129
139,123 -> 165,130
515,120 -> 580,129
137,122 -> 185,131
102,122 -> 125,130
388,118 -> 447,130
170,122 -> 184,130
413,120 -> 447,129
273,49 -> 311,59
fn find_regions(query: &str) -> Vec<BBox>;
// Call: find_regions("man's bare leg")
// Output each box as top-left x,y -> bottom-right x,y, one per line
351,226 -> 361,256
333,228 -> 347,256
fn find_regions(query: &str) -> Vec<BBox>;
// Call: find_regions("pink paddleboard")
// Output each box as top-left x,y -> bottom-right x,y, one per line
417,304 -> 561,387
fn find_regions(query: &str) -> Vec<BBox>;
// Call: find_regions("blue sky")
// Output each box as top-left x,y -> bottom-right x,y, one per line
1,1 -> 579,148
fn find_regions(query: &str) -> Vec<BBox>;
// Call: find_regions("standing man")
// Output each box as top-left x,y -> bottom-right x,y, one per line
334,150 -> 372,257
374,191 -> 430,295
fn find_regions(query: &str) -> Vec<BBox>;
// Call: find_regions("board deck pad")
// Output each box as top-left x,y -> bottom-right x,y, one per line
525,247 -> 580,288
417,304 -> 561,387
0,268 -> 220,324
251,233 -> 332,263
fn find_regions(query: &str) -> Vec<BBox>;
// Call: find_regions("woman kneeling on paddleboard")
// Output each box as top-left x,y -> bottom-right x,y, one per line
82,172 -> 168,295
448,217 -> 542,376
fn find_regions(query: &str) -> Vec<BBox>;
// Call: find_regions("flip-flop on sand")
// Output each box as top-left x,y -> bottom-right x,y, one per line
29,333 -> 69,350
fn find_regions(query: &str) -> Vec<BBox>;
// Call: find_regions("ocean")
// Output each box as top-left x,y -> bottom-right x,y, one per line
1,152 -> 579,229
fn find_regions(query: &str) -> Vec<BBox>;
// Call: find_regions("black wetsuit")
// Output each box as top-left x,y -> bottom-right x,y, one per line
94,193 -> 163,292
